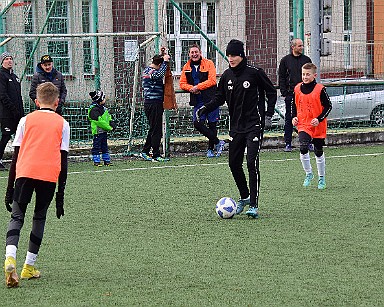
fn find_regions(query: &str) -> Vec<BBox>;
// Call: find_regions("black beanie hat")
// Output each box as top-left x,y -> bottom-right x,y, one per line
89,90 -> 105,104
226,39 -> 245,58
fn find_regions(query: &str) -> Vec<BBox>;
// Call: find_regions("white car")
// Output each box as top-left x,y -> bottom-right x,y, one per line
272,79 -> 384,127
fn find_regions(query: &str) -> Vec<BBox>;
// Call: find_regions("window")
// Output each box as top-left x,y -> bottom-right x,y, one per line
24,0 -> 34,75
167,1 -> 217,73
343,0 -> 352,68
46,0 -> 70,74
82,0 -> 94,75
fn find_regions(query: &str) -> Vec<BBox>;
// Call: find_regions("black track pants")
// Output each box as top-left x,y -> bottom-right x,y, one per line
228,130 -> 262,207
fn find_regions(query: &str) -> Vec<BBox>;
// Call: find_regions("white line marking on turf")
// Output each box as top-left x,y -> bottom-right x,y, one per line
0,152 -> 383,179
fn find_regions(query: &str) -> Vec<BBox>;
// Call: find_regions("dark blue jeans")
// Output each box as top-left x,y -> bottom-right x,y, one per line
92,132 -> 110,163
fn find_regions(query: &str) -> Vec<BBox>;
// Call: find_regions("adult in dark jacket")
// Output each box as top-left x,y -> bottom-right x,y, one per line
278,38 -> 311,152
0,52 -> 24,170
29,55 -> 67,115
197,39 -> 277,218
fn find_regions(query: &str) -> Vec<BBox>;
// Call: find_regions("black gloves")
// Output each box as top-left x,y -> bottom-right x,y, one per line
264,116 -> 272,130
55,192 -> 65,219
5,187 -> 14,212
196,106 -> 207,122
110,121 -> 117,130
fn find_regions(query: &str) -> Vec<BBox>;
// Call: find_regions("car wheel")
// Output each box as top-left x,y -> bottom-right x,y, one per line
370,105 -> 384,127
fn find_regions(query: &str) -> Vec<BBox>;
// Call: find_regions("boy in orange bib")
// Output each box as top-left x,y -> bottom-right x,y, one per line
292,63 -> 332,189
4,82 -> 70,287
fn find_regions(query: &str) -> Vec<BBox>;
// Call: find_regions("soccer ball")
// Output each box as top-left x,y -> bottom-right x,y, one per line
215,197 -> 237,219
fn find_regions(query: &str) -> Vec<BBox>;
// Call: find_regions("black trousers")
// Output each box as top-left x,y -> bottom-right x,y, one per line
143,101 -> 164,158
228,130 -> 263,207
193,121 -> 219,150
0,118 -> 18,160
6,177 -> 56,254
284,94 -> 294,145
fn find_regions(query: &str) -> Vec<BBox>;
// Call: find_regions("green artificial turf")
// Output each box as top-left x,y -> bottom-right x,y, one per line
0,144 -> 383,306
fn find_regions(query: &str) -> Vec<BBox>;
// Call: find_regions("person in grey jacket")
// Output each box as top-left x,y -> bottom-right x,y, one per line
29,55 -> 67,115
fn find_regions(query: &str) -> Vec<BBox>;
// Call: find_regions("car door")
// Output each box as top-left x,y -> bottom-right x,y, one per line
327,86 -> 345,121
343,85 -> 368,120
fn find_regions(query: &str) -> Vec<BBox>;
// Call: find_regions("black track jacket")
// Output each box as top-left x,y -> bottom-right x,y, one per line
204,58 -> 277,133
278,53 -> 311,97
0,67 -> 24,121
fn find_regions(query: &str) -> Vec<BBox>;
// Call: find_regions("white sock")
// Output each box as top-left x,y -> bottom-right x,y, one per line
300,152 -> 312,174
25,251 -> 38,266
5,245 -> 17,259
316,154 -> 326,177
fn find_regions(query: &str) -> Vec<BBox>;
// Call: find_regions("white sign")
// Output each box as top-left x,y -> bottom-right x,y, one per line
124,40 -> 138,62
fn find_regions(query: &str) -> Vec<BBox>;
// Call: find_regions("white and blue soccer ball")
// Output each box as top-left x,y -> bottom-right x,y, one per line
215,197 -> 237,219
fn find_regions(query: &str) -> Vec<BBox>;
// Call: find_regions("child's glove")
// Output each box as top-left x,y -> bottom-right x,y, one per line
110,121 -> 117,130
5,187 -> 14,212
55,192 -> 65,219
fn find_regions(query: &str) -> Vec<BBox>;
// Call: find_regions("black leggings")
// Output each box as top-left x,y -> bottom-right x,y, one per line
6,178 -> 56,254
298,131 -> 325,157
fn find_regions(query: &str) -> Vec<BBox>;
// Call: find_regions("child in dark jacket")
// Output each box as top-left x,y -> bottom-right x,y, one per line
88,90 -> 116,166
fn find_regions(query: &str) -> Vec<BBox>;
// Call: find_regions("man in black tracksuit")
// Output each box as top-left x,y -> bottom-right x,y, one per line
278,38 -> 311,152
0,52 -> 24,170
197,39 -> 277,218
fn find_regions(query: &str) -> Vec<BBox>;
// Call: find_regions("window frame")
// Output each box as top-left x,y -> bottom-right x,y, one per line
82,0 -> 95,76
45,0 -> 71,75
167,0 -> 217,74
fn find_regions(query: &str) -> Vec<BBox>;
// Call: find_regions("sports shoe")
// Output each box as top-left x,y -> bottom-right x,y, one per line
308,143 -> 314,151
215,140 -> 225,157
4,256 -> 19,288
21,264 -> 40,280
104,162 -> 113,166
236,196 -> 250,214
93,162 -> 102,167
303,173 -> 314,187
206,149 -> 215,158
152,156 -> 170,162
140,152 -> 152,161
245,206 -> 259,218
318,176 -> 326,190
283,144 -> 292,152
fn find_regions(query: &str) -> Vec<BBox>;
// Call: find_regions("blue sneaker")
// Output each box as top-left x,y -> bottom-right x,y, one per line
215,140 -> 225,157
206,149 -> 215,158
236,196 -> 250,214
140,152 -> 152,161
318,176 -> 326,190
303,173 -> 314,187
152,156 -> 170,162
245,206 -> 259,218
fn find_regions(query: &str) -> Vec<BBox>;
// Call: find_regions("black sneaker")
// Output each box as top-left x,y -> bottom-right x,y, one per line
93,162 -> 102,167
104,162 -> 113,166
